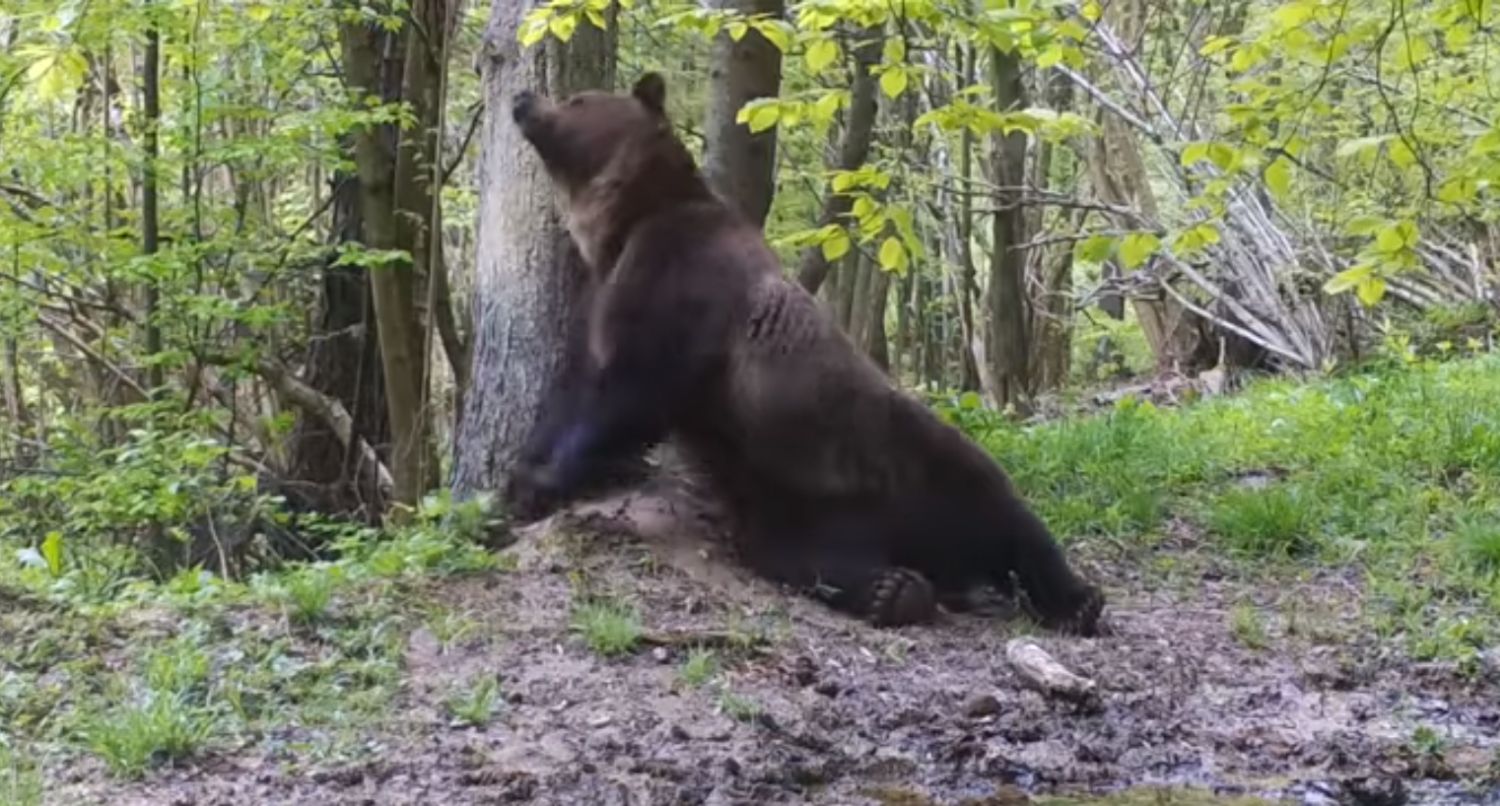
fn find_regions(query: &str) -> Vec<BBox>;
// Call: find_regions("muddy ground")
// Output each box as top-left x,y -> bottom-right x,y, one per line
64,476 -> 1500,806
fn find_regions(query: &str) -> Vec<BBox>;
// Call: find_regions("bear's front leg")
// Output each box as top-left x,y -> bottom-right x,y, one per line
503,370 -> 672,523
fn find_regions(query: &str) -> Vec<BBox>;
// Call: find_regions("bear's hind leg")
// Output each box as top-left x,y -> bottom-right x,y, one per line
1003,520 -> 1105,635
740,536 -> 937,627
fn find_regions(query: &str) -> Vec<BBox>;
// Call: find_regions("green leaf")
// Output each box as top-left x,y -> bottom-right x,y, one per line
1082,0 -> 1102,22
728,21 -> 748,41
1323,264 -> 1373,294
1356,277 -> 1388,307
810,91 -> 843,126
851,196 -> 878,222
880,67 -> 908,99
1036,45 -> 1064,68
519,12 -> 551,46
1074,234 -> 1116,263
1344,216 -> 1385,236
41,531 -> 64,577
1437,175 -> 1478,205
1207,143 -> 1239,171
1264,157 -> 1293,197
883,37 -> 905,63
1173,223 -> 1222,256
806,39 -> 839,73
548,13 -> 578,42
879,236 -> 908,272
1387,139 -> 1417,169
822,229 -> 851,261
1180,142 -> 1212,167
1335,135 -> 1390,159
753,20 -> 792,53
1471,129 -> 1500,157
744,103 -> 780,133
1200,36 -> 1235,57
1229,44 -> 1262,73
1119,232 -> 1161,269
1270,1 -> 1315,29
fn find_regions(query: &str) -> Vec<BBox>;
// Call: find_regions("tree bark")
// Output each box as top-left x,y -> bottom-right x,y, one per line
1093,0 -> 1201,372
1031,68 -> 1079,391
702,0 -> 785,227
340,8 -> 441,508
286,168 -> 392,521
142,4 -> 163,394
955,42 -> 982,391
985,46 -> 1031,410
451,0 -> 615,497
796,27 -> 881,294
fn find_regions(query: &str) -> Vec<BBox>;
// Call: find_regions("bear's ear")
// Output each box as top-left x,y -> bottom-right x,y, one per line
632,72 -> 667,114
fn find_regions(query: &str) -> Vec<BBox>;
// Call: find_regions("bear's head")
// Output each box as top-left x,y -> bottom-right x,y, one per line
511,73 -> 672,197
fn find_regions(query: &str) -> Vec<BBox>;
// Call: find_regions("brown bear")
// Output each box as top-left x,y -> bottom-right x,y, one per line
505,74 -> 1105,635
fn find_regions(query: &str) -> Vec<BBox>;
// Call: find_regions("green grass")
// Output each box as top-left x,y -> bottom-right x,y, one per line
937,353 -> 1500,661
715,689 -> 762,723
569,599 -> 643,657
1229,603 -> 1270,650
444,676 -> 502,728
0,497 -> 501,783
81,693 -> 215,778
677,648 -> 719,688
1210,485 -> 1321,559
0,744 -> 42,806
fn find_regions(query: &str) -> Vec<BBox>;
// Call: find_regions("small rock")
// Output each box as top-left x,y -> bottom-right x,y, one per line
668,724 -> 691,742
965,694 -> 1002,718
813,681 -> 841,698
652,646 -> 672,664
788,656 -> 818,687
722,756 -> 742,777
589,714 -> 613,728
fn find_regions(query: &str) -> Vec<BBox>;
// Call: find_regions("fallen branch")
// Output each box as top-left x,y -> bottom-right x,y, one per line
1005,638 -> 1100,708
203,353 -> 395,501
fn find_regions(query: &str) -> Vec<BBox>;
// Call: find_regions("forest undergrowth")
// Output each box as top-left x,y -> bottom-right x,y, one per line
4,353 -> 1500,804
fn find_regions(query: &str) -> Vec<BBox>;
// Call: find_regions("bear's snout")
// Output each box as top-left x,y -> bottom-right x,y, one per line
512,90 -> 538,124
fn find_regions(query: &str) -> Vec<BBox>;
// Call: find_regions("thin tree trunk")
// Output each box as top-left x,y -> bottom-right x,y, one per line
985,46 -> 1031,410
340,10 -> 439,508
956,42 -> 981,391
797,27 -> 882,294
1093,0 -> 1201,372
286,166 -> 392,521
394,0 -> 468,421
1031,68 -> 1078,391
142,5 -> 163,394
702,0 -> 785,226
452,0 -> 615,496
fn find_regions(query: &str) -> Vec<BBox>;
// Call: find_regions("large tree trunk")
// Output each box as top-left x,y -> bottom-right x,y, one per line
451,1 -> 615,497
796,27 -> 881,295
984,46 -> 1031,410
701,0 -> 784,226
